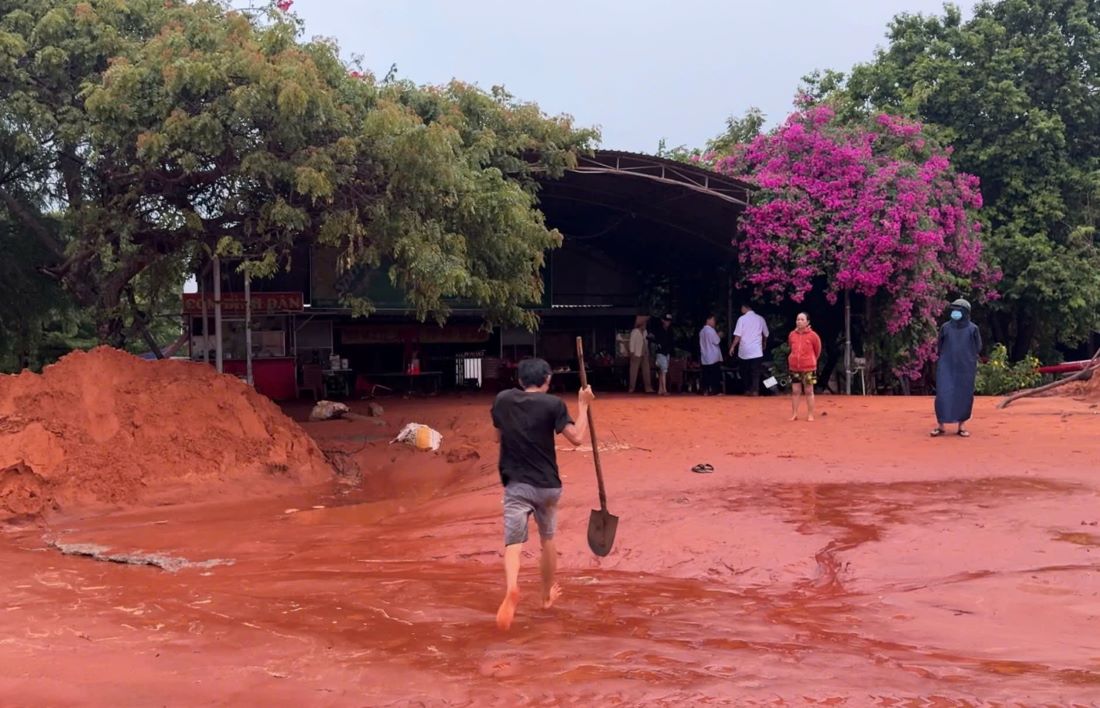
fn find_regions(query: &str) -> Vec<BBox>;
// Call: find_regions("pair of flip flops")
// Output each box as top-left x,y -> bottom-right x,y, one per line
930,428 -> 970,437
691,463 -> 714,474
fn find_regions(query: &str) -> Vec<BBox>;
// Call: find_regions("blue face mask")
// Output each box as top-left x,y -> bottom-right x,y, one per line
950,310 -> 964,321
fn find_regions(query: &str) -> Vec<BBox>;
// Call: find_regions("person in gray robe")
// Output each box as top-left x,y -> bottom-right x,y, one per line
932,298 -> 982,437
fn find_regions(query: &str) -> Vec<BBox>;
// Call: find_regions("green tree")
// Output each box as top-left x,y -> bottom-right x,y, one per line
837,0 -> 1100,360
658,107 -> 765,165
704,107 -> 767,156
1,0 -> 596,349
0,211 -> 85,371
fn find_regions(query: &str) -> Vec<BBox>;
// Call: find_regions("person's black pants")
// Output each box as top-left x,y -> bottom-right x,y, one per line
740,357 -> 764,395
701,362 -> 722,395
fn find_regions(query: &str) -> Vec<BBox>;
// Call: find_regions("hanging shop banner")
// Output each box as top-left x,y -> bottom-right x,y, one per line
182,292 -> 304,316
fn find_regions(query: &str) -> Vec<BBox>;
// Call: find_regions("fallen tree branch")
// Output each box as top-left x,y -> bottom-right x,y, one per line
998,348 -> 1100,409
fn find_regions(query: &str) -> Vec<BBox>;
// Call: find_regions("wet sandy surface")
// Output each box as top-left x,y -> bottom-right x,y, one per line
2,394 -> 1099,705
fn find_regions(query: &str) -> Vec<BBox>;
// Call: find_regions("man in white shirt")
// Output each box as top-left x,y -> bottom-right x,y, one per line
628,316 -> 654,394
698,314 -> 723,395
729,304 -> 769,396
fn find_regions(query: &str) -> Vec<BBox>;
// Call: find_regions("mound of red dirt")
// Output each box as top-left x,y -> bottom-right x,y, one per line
0,347 -> 332,521
1081,370 -> 1100,402
1053,368 -> 1100,402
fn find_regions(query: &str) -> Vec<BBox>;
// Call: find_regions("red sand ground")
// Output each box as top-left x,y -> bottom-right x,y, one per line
1,378 -> 1099,704
0,348 -> 331,520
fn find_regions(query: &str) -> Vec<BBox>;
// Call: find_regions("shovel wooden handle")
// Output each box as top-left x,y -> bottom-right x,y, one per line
576,337 -> 607,511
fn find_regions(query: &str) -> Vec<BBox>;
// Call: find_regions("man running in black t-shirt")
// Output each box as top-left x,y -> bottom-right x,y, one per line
491,358 -> 594,630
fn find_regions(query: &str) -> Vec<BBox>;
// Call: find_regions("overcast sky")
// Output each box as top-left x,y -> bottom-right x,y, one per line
290,1 -> 979,153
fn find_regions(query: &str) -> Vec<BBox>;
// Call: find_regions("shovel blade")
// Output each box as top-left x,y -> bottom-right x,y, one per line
587,508 -> 619,557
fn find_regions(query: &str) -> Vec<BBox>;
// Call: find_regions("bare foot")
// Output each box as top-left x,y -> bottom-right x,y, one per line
541,582 -> 562,610
807,415 -> 815,422
790,414 -> 799,421
495,587 -> 519,630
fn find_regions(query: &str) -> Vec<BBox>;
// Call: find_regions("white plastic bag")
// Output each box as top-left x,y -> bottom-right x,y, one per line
309,400 -> 350,421
390,422 -> 442,452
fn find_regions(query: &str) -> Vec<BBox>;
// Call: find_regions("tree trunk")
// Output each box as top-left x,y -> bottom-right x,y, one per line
813,298 -> 843,394
60,147 -> 83,208
990,311 -> 1007,349
97,314 -> 126,348
92,256 -> 157,347
858,296 -> 875,393
1011,311 -> 1036,362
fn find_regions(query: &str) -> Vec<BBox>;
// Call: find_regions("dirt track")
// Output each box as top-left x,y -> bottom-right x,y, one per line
2,393 -> 1099,705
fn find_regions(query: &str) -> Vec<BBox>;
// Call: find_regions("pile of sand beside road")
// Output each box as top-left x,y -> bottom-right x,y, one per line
0,348 -> 332,521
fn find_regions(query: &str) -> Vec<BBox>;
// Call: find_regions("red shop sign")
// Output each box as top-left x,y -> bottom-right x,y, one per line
182,292 -> 304,315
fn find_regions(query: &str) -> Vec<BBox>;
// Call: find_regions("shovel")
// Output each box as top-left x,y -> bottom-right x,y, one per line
576,337 -> 619,557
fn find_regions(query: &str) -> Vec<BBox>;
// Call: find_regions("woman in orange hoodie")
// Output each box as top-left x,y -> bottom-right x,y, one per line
788,313 -> 822,421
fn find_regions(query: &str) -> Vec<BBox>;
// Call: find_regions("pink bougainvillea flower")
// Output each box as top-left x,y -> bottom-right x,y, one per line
275,0 -> 293,11
714,105 -> 998,379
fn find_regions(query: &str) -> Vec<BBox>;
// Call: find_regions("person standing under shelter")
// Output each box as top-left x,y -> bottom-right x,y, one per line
628,315 -> 654,394
698,314 -> 723,396
788,312 -> 822,421
730,303 -> 769,396
491,358 -> 594,630
931,298 -> 982,437
653,314 -> 676,396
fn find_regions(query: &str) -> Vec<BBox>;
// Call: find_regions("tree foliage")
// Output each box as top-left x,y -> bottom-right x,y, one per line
0,210 -> 93,370
0,0 -> 597,350
657,107 -> 766,165
837,0 -> 1100,359
716,104 -> 996,378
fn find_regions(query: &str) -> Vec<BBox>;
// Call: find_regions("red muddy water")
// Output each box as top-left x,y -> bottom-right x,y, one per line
2,382 -> 1100,705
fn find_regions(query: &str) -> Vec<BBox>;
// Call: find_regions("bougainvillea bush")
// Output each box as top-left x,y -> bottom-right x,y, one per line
713,104 -> 998,379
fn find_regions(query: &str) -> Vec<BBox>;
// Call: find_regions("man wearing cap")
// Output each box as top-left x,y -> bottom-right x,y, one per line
931,298 -> 982,437
652,314 -> 676,396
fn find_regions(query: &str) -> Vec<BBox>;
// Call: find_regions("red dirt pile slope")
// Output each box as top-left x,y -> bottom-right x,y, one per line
1082,370 -> 1100,402
0,348 -> 331,521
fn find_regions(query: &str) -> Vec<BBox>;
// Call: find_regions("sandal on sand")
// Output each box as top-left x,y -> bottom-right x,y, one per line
930,428 -> 945,437
957,430 -> 970,437
691,463 -> 714,474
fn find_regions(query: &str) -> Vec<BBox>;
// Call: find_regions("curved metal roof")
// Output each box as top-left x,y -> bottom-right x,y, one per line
571,150 -> 754,206
536,149 -> 753,260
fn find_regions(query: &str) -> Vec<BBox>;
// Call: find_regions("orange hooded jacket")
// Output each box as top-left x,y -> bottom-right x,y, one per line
787,328 -> 822,373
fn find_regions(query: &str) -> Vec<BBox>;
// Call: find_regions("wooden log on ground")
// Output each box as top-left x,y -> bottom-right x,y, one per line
997,348 -> 1100,409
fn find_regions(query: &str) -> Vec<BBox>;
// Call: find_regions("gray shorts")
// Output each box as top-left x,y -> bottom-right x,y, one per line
503,482 -> 562,546
655,353 -> 670,373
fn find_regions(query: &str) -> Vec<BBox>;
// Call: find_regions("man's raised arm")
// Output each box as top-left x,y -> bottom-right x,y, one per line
561,386 -> 596,446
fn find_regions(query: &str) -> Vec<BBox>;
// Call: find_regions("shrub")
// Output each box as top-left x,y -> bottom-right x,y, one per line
771,342 -> 791,378
975,344 -> 1041,395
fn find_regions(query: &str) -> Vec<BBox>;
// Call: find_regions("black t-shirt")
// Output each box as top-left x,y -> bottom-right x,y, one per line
491,389 -> 573,488
653,324 -> 675,355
